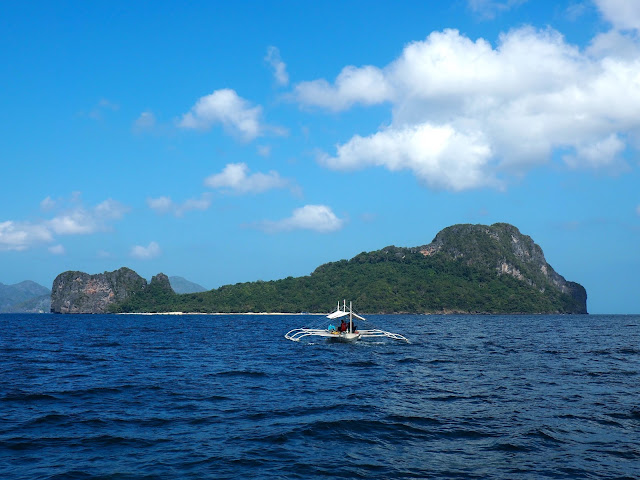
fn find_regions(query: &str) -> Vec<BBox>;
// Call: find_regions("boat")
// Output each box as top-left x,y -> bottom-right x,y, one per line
284,300 -> 409,343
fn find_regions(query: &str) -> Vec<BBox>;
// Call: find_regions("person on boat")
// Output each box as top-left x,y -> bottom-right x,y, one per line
328,324 -> 336,332
340,319 -> 348,332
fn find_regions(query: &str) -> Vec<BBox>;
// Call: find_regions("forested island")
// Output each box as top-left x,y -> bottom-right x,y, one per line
50,223 -> 587,314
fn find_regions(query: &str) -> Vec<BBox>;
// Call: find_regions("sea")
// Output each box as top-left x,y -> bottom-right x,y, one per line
1,313 -> 639,479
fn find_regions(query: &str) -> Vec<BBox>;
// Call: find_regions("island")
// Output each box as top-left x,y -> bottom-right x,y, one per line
50,223 -> 587,314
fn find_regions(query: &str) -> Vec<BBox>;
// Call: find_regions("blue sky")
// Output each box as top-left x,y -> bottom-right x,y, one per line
1,0 -> 639,313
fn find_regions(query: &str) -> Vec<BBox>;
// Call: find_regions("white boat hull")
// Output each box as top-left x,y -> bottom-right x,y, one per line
328,331 -> 361,343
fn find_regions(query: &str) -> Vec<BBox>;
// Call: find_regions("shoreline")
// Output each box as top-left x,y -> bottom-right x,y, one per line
117,312 -> 325,316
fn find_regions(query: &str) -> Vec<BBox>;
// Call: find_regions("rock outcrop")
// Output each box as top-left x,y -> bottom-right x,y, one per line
416,223 -> 587,313
49,223 -> 588,314
51,267 -> 152,313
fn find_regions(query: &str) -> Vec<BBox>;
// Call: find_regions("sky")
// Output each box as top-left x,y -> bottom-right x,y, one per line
1,0 -> 639,314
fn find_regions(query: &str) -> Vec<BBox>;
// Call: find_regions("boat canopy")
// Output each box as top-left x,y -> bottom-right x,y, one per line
327,310 -> 365,321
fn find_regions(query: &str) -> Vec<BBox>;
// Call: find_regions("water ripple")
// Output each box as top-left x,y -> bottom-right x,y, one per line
0,313 -> 639,479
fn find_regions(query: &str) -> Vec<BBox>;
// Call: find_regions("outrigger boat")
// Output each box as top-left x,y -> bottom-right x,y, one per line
284,300 -> 409,343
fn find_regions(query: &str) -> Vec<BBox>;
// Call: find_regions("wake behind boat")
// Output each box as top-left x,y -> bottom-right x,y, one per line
284,300 -> 409,343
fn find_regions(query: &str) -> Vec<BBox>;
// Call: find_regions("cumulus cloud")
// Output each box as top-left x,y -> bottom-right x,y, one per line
294,26 -> 640,190
178,88 -> 265,141
130,241 -> 161,260
204,163 -> 291,194
257,205 -> 345,233
595,0 -> 640,31
587,30 -> 640,59
0,195 -> 128,251
47,198 -> 129,235
0,221 -> 53,251
562,134 -> 627,170
321,123 -> 496,191
147,193 -> 212,217
294,65 -> 393,111
265,46 -> 289,86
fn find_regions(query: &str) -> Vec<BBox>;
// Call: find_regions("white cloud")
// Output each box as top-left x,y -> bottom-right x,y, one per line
265,46 -> 289,86
0,221 -> 53,251
204,163 -> 290,194
587,30 -> 640,59
48,212 -> 96,235
40,196 -> 56,211
294,26 -> 640,190
178,88 -> 264,141
258,205 -> 345,233
48,198 -> 128,235
130,241 -> 161,260
147,196 -> 173,214
0,195 -> 128,251
134,111 -> 156,131
147,194 -> 212,217
563,134 -> 626,169
294,65 -> 393,111
566,3 -> 588,21
595,0 -> 640,31
95,199 -> 128,220
467,0 -> 527,19
179,195 -> 212,214
48,244 -> 65,255
321,123 -> 496,191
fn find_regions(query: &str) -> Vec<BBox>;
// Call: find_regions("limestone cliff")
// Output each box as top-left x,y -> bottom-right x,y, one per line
416,223 -> 587,313
51,267 -> 152,313
49,223 -> 587,314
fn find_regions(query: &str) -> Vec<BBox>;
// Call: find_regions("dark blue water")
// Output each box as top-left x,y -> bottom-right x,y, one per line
1,314 -> 639,479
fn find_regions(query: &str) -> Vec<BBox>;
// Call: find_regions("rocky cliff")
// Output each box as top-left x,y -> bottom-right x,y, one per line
50,267 -> 169,313
49,223 -> 587,314
415,223 -> 587,313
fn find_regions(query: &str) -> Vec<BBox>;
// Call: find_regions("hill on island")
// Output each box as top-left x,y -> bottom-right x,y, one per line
169,276 -> 207,294
0,280 -> 51,313
50,223 -> 587,314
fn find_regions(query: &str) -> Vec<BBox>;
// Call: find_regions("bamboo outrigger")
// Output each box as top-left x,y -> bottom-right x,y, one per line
284,300 -> 409,343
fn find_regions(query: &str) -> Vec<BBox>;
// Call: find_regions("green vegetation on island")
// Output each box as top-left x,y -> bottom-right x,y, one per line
96,223 -> 586,314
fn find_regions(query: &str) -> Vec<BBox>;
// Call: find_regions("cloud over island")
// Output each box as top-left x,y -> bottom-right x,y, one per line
295,24 -> 640,190
253,205 -> 345,233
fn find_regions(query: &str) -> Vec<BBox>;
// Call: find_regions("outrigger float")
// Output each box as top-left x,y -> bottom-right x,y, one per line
284,300 -> 409,343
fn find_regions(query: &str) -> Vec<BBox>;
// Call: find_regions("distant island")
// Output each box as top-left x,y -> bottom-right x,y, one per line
49,223 -> 587,315
0,277 -> 203,314
0,280 -> 51,313
168,276 -> 207,294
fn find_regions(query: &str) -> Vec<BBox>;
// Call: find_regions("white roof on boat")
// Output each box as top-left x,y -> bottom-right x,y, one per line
327,310 -> 365,321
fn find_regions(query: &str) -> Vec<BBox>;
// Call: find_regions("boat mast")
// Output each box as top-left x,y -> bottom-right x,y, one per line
349,301 -> 353,333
